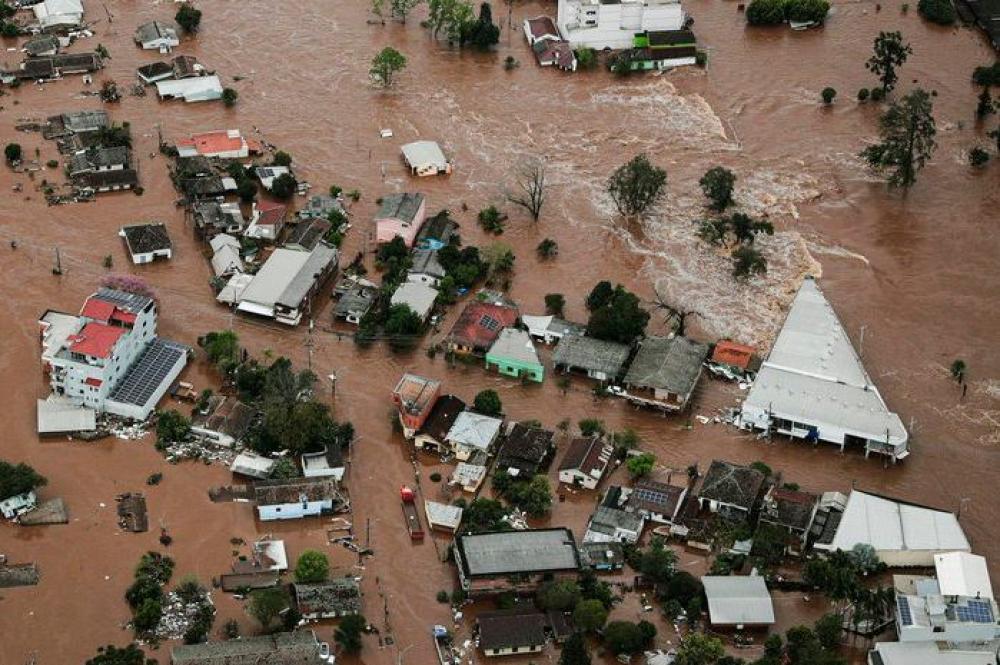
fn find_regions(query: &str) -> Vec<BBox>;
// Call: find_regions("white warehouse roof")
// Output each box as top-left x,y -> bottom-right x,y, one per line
935,552 -> 993,600
702,575 -> 775,626
817,490 -> 970,564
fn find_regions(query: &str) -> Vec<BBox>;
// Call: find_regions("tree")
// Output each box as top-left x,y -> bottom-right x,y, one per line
271,172 -> 298,199
729,212 -> 774,245
477,205 -> 505,234
156,410 -> 191,446
576,47 -> 597,69
950,359 -> 967,383
626,452 -> 655,478
335,614 -> 366,653
505,474 -> 552,517
384,304 -> 425,350
585,284 -> 650,344
560,632 -> 592,665
866,32 -> 912,95
473,389 -> 502,416
370,47 -> 407,86
222,87 -> 239,107
272,151 -> 293,167
247,587 -> 290,630
572,599 -> 608,632
201,330 -> 239,373
578,418 -> 605,436
537,238 -> 559,259
537,580 -> 582,611
814,613 -> 843,651
545,293 -> 566,317
784,0 -> 830,23
699,166 -> 736,212
970,146 -> 990,167
638,538 -> 677,585
665,571 -> 703,607
391,0 -> 423,22
821,87 -> 837,105
462,2 -> 500,49
482,242 -> 515,285
295,549 -> 330,583
4,142 -> 22,164
175,4 -> 202,32
745,0 -> 786,24
507,158 -> 547,221
462,497 -> 506,532
861,88 -> 937,188
918,0 -> 955,24
976,88 -> 995,118
428,0 -> 475,42
237,178 -> 257,202
132,597 -> 163,633
675,632 -> 725,665
732,246 -> 767,280
85,644 -> 157,665
607,154 -> 667,219
586,281 -> 615,311
603,620 -> 654,655
0,460 -> 47,501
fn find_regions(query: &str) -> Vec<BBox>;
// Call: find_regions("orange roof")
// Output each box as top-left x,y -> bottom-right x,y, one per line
177,130 -> 246,156
81,296 -> 137,325
711,341 -> 754,370
69,322 -> 126,359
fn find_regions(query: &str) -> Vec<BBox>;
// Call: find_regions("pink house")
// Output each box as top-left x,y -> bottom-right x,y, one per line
375,193 -> 426,248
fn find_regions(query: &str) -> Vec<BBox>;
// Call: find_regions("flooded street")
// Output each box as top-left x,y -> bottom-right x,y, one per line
0,0 -> 998,662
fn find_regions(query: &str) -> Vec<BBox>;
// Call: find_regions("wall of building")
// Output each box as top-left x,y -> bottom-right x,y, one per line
257,499 -> 333,521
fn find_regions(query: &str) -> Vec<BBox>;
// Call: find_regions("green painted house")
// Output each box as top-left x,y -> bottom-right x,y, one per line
486,328 -> 544,383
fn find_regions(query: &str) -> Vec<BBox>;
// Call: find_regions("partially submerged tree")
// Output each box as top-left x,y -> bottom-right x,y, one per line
732,246 -> 768,280
370,47 -> 407,87
699,166 -> 736,212
918,0 -> 956,24
536,237 -> 558,259
866,31 -> 912,95
391,0 -> 423,23
85,644 -> 157,665
473,389 -> 502,416
674,632 -> 725,665
607,154 -> 667,219
462,2 -> 500,50
428,0 -> 475,43
626,452 -> 656,478
222,87 -> 239,108
506,158 -> 547,222
175,4 -> 202,33
545,293 -> 566,317
585,283 -> 650,344
247,587 -> 290,631
294,549 -> 331,583
335,614 -> 367,653
861,88 -> 937,189
0,460 -> 47,501
559,632 -> 593,665
5,142 -> 23,164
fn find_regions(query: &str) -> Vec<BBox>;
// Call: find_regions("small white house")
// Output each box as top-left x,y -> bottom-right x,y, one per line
254,478 -> 341,521
134,21 -> 180,52
1,491 -> 38,520
390,281 -> 437,322
558,436 -> 614,490
230,452 -> 276,480
446,411 -> 503,461
401,141 -> 452,177
120,223 -> 173,264
155,75 -> 224,103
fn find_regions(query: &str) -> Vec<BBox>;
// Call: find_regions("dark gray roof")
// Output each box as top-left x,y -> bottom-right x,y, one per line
24,34 -> 59,56
70,145 -> 129,173
418,394 -> 466,443
578,541 -> 625,568
496,423 -> 554,476
108,338 -> 187,407
623,336 -> 709,394
761,487 -> 818,532
94,287 -> 154,313
376,192 -> 424,224
334,283 -> 376,318
587,506 -> 644,536
410,248 -> 446,278
276,244 -> 338,309
171,630 -> 322,664
458,528 -> 579,577
552,335 -> 631,377
121,223 -> 171,255
415,212 -> 458,246
134,20 -> 177,44
299,194 -> 345,219
698,460 -> 766,511
478,609 -> 548,651
137,60 -> 172,79
293,578 -> 361,616
76,168 -> 139,189
285,218 -> 331,251
627,479 -> 685,516
62,110 -> 109,134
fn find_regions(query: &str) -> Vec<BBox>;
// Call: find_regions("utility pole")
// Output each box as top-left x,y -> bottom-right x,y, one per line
53,247 -> 62,275
328,372 -> 338,403
304,319 -> 315,370
859,325 -> 867,359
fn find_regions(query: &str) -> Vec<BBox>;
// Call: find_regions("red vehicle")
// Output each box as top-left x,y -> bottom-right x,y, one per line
401,485 -> 425,541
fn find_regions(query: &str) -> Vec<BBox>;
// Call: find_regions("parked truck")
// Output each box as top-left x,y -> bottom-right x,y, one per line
400,485 -> 424,541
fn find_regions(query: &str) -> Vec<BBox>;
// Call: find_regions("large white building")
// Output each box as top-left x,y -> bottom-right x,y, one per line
38,288 -> 188,421
739,277 -> 909,461
557,0 -> 686,50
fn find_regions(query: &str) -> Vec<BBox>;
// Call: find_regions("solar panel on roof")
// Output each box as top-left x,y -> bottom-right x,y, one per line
955,599 -> 994,624
896,596 -> 913,627
480,315 -> 500,331
109,339 -> 187,406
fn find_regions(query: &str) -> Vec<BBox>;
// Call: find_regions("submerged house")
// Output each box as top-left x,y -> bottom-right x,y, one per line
696,460 -> 766,522
253,478 -> 343,521
739,277 -> 909,461
170,630 -> 329,664
455,528 -> 581,595
155,75 -> 224,103
758,486 -> 819,555
194,201 -> 245,237
68,145 -> 129,176
532,39 -> 578,71
210,234 -> 244,278
134,20 -> 180,52
119,223 -> 172,265
558,435 -> 614,490
447,301 -> 519,355
556,0 -> 686,50
629,29 -> 698,70
521,314 -> 584,345
235,245 -> 338,326
446,411 -> 504,461
477,609 -> 549,657
375,192 -> 427,248
390,281 -> 437,323
333,280 -> 377,325
702,575 -> 776,629
24,35 -> 60,58
32,0 -> 85,32
414,394 -> 466,453
401,141 -> 452,176
243,201 -> 288,242
486,328 -> 544,382
293,578 -> 361,619
176,129 -> 260,159
495,422 -> 554,478
553,334 -> 630,383
620,335 -> 709,411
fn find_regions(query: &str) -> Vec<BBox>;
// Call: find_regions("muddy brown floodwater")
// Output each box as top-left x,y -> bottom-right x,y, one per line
1,0 -> 999,663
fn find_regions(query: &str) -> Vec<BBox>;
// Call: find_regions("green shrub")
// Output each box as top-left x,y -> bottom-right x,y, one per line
857,88 -> 870,101
918,0 -> 956,24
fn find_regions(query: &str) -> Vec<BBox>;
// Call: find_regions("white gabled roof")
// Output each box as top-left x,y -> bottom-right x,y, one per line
821,490 -> 970,557
446,411 -> 503,451
742,278 -> 908,446
702,575 -> 775,625
935,552 -> 993,600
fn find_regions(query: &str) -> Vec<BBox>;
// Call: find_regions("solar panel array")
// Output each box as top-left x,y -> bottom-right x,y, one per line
896,596 -> 913,626
96,288 -> 153,313
631,487 -> 669,508
955,599 -> 995,624
480,315 -> 501,331
109,339 -> 187,407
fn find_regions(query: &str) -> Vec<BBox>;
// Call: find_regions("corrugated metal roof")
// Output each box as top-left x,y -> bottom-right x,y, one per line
702,575 -> 775,625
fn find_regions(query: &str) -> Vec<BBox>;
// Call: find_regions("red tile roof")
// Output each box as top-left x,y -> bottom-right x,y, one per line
177,130 -> 245,156
80,297 -> 115,322
69,322 -> 126,358
711,341 -> 754,370
449,302 -> 519,351
255,201 -> 287,227
526,16 -> 559,40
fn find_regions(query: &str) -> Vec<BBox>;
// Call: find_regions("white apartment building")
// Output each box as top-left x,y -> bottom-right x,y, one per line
38,288 -> 188,421
557,0 -> 686,50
